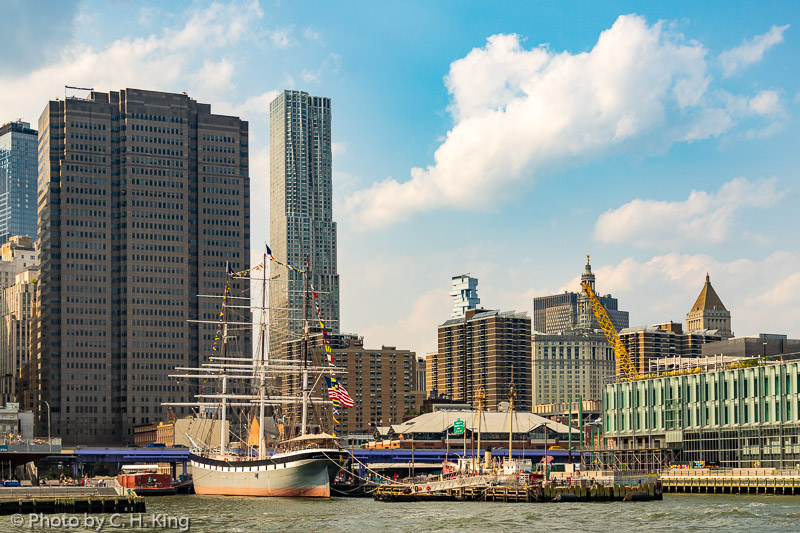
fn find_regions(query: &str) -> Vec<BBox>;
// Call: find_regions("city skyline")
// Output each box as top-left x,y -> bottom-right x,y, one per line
0,1 -> 797,359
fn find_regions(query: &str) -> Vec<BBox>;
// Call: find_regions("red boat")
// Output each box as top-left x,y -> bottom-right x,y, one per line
117,465 -> 177,496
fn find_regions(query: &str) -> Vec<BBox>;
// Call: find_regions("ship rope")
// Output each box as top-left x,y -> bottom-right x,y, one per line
321,450 -> 415,487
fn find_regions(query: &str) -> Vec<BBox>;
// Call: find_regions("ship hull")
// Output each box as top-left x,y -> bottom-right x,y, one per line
190,448 -> 348,498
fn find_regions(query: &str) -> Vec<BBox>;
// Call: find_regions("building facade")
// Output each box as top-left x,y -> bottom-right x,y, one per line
449,274 -> 480,319
533,257 -> 628,334
278,333 -> 423,434
686,274 -> 732,338
619,322 -> 722,375
0,267 -> 37,405
0,236 -> 37,288
604,355 -> 800,469
532,330 -> 615,406
0,121 -> 38,243
36,89 -> 250,445
428,308 -> 532,412
268,90 -> 338,357
700,334 -> 800,358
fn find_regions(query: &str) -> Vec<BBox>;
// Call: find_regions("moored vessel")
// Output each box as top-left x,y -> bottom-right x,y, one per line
168,249 -> 350,498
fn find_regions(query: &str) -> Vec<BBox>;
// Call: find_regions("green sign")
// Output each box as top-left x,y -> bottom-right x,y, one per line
453,419 -> 464,435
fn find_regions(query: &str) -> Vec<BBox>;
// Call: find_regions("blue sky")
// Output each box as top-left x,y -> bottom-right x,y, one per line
2,0 -> 798,355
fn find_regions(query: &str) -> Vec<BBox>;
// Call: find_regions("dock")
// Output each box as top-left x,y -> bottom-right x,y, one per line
374,481 -> 662,503
661,468 -> 800,495
0,485 -> 145,515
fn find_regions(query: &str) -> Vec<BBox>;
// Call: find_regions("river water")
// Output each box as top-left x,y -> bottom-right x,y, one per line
10,494 -> 800,532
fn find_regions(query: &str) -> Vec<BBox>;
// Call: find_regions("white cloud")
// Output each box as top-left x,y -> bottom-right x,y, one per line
343,15 -> 781,229
594,177 -> 784,249
0,0 -> 264,125
719,24 -> 789,78
748,89 -> 783,116
560,252 -> 800,338
300,53 -> 341,85
270,28 -> 291,49
359,288 -> 449,356
303,27 -> 321,41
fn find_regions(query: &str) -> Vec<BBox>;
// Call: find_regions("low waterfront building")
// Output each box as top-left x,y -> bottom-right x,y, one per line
377,410 -> 578,451
532,330 -> 615,405
603,353 -> 800,469
0,402 -> 33,440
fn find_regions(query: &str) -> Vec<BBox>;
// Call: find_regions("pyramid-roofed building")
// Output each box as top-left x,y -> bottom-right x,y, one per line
686,274 -> 732,338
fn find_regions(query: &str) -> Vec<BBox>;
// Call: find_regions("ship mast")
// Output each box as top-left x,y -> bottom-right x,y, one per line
220,266 -> 230,456
507,385 -> 514,463
258,250 -> 267,459
300,256 -> 310,436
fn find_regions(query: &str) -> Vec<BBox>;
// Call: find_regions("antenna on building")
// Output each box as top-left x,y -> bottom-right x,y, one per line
65,85 -> 94,100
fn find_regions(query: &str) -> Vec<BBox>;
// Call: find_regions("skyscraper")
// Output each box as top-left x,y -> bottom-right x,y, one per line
269,91 -> 338,354
0,121 -> 38,242
533,257 -> 629,334
36,89 -> 250,445
449,274 -> 479,319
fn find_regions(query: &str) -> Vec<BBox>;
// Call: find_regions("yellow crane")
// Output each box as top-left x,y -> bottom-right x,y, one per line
580,281 -> 639,380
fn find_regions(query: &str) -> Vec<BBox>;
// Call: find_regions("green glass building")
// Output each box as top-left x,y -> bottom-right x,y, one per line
603,355 -> 800,469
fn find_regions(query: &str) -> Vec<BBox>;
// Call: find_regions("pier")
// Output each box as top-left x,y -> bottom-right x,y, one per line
0,483 -> 146,515
374,481 -> 662,503
660,469 -> 800,495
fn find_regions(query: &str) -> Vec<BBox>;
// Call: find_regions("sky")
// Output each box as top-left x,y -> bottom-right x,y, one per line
1,0 -> 798,357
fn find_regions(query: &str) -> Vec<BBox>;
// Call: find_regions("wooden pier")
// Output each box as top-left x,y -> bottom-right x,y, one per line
0,486 -> 145,515
374,481 -> 662,503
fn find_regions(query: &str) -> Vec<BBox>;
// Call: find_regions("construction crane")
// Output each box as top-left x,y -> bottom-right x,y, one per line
580,281 -> 639,380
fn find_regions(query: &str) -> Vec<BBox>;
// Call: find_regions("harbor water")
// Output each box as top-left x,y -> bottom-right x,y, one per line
11,494 -> 800,532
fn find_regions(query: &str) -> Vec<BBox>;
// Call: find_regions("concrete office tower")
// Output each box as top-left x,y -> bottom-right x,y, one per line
0,121 -> 38,243
686,274 -> 733,338
269,91 -> 338,355
533,257 -> 629,334
450,274 -> 480,319
36,89 -> 250,445
532,330 -> 615,406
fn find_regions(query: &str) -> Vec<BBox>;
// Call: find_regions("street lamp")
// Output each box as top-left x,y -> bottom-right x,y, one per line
43,401 -> 51,451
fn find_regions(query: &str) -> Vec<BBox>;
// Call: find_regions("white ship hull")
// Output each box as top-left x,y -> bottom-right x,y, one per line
190,448 -> 348,498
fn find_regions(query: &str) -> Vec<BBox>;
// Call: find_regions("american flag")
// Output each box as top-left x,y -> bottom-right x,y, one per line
325,376 -> 355,408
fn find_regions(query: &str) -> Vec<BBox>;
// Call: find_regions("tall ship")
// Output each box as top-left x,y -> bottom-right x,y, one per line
167,250 -> 349,497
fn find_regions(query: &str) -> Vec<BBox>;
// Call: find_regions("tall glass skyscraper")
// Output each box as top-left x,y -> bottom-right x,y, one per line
269,90 -> 339,356
0,121 -> 38,242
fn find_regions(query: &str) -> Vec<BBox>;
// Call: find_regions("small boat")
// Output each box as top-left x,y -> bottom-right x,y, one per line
117,465 -> 177,496
171,474 -> 194,494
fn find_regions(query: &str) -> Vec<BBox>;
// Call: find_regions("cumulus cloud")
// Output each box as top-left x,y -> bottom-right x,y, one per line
719,24 -> 789,78
0,0 -> 264,125
559,252 -> 800,337
343,15 -> 786,229
359,288 -> 449,356
594,177 -> 784,249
